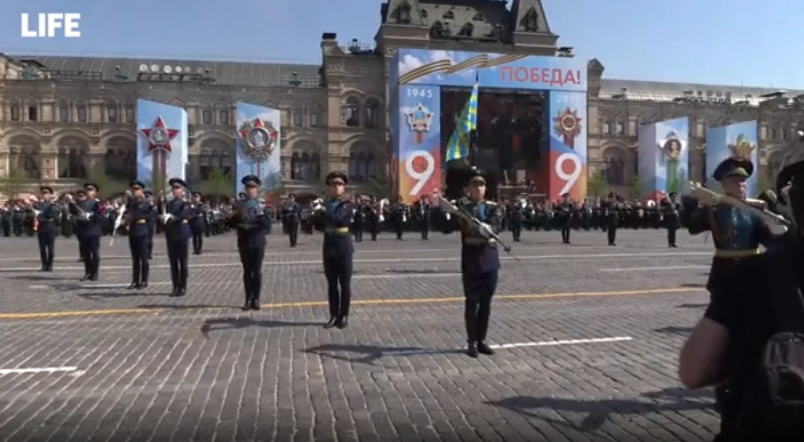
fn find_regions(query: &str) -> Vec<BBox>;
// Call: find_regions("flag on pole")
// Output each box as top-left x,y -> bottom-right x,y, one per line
444,78 -> 479,164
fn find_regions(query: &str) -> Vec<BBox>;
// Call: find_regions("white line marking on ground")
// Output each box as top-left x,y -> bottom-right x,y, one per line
0,366 -> 79,375
2,252 -> 710,272
489,336 -> 633,349
28,282 -> 171,289
599,265 -> 709,272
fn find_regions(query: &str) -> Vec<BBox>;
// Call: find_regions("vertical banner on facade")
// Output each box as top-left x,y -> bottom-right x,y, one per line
705,120 -> 758,196
235,102 -> 281,199
136,99 -> 188,192
546,91 -> 587,200
396,85 -> 442,204
638,118 -> 689,199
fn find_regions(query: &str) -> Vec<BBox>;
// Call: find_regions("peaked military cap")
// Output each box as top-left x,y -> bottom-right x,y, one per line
326,171 -> 348,185
241,175 -> 261,187
191,191 -> 202,197
169,178 -> 188,188
40,186 -> 54,194
84,182 -> 99,191
466,168 -> 486,185
129,180 -> 145,189
713,157 -> 753,182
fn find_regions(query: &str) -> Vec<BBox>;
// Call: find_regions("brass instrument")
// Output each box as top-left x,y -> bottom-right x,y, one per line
110,191 -> 132,246
378,198 -> 389,223
688,181 -> 791,236
64,193 -> 87,221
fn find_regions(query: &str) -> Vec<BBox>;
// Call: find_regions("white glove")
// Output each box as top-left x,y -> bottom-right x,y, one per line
445,213 -> 451,220
477,222 -> 493,238
83,212 -> 91,221
161,213 -> 173,224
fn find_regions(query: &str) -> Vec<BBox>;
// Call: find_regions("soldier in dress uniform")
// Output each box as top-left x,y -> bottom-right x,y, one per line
283,193 -> 301,247
391,196 -> 406,240
557,193 -> 573,244
508,197 -> 524,242
1,205 -> 11,237
126,180 -> 154,289
367,196 -> 381,241
351,195 -> 365,242
313,171 -> 355,329
418,195 -> 432,239
145,190 -> 156,259
663,192 -> 681,247
234,175 -> 272,310
35,186 -> 59,271
438,168 -> 502,358
70,182 -> 103,281
189,191 -> 206,255
161,178 -> 192,297
604,192 -> 620,246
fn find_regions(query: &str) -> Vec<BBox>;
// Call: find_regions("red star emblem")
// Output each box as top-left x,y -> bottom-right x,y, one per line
239,118 -> 278,142
139,116 -> 179,153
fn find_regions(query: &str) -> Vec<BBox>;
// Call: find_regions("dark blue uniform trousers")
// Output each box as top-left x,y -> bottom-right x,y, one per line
239,246 -> 265,301
166,239 -> 189,289
462,271 -> 499,343
37,231 -> 56,269
324,253 -> 353,318
129,235 -> 150,284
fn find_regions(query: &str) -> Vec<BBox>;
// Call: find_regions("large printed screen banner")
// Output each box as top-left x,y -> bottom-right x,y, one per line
637,117 -> 689,200
136,99 -> 188,192
391,49 -> 588,203
235,102 -> 282,198
705,120 -> 759,196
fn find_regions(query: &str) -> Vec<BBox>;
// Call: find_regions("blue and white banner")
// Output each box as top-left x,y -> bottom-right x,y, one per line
235,102 -> 281,195
706,120 -> 759,196
136,99 -> 188,191
637,117 -> 689,200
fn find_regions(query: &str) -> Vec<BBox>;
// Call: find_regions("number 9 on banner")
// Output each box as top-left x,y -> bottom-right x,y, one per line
555,152 -> 582,197
405,150 -> 435,196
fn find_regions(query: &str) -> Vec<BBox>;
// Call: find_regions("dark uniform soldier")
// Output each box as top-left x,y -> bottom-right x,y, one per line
557,193 -> 573,244
663,192 -> 681,247
161,179 -> 192,297
126,180 -> 154,289
234,175 -> 272,310
508,198 -> 524,242
189,191 -> 206,255
351,196 -> 364,242
313,171 -> 354,329
418,195 -> 432,239
70,182 -> 103,281
35,186 -> 59,271
604,192 -> 620,246
145,190 -> 156,259
283,193 -> 301,247
439,168 -> 502,358
1,205 -> 11,237
391,196 -> 406,240
367,196 -> 381,241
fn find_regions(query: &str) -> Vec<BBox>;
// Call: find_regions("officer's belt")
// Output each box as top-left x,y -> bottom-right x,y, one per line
136,219 -> 147,224
463,237 -> 496,246
325,227 -> 350,234
714,248 -> 762,259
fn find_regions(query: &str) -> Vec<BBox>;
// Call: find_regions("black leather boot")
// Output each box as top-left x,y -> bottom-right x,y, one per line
466,342 -> 479,358
323,317 -> 338,329
336,316 -> 348,329
477,342 -> 495,355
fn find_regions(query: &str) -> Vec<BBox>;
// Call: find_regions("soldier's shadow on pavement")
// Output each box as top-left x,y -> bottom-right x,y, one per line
8,274 -> 66,281
138,303 -> 242,310
680,282 -> 707,288
200,317 -> 320,338
74,289 -> 166,300
304,343 -> 461,365
677,302 -> 708,309
490,387 -> 714,432
654,325 -> 695,335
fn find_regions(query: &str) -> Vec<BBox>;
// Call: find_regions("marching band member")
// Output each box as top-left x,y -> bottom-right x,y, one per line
235,175 -> 272,310
557,192 -> 573,244
678,156 -> 770,391
392,196 -> 406,240
418,195 -> 432,240
368,196 -> 381,241
283,193 -> 301,247
437,168 -> 502,358
69,182 -> 102,281
190,191 -> 206,255
314,171 -> 355,329
35,186 -> 59,271
161,178 -> 192,297
352,195 -> 364,243
126,180 -> 154,289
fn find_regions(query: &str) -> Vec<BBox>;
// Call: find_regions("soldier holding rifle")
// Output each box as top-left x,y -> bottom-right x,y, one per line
126,180 -> 155,289
67,182 -> 103,281
34,186 -> 59,271
160,178 -> 192,297
436,168 -> 503,358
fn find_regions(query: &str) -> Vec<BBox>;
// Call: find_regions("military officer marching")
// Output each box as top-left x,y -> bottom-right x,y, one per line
282,193 -> 301,247
234,175 -> 272,310
313,171 -> 355,329
126,180 -> 155,289
67,182 -> 103,281
437,168 -> 503,358
159,178 -> 192,297
189,191 -> 206,255
557,192 -> 573,244
34,186 -> 60,271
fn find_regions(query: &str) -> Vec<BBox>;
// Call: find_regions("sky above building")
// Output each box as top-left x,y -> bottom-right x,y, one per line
1,0 -> 802,89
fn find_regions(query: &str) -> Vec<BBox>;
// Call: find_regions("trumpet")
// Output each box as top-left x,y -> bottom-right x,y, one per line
110,195 -> 129,246
688,181 -> 791,236
378,198 -> 389,223
311,198 -> 325,213
63,193 -> 88,220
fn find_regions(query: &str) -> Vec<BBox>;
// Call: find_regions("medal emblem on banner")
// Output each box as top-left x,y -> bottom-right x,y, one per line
406,103 -> 433,145
239,118 -> 278,160
728,134 -> 755,160
553,108 -> 582,149
659,131 -> 684,193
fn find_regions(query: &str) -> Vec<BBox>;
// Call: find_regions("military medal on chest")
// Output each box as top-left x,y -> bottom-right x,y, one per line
553,108 -> 582,149
139,116 -> 179,190
239,117 -> 278,177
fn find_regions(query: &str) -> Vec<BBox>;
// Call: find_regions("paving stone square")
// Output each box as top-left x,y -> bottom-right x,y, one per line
0,229 -> 720,442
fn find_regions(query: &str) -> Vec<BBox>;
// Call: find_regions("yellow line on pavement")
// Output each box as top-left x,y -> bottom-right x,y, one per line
0,287 -> 703,320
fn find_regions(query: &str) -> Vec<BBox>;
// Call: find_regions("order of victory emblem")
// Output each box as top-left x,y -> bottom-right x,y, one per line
239,118 -> 278,160
553,108 -> 582,149
406,103 -> 433,145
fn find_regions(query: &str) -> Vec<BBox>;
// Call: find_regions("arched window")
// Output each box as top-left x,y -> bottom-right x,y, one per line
458,23 -> 474,37
309,112 -> 319,127
9,136 -> 41,179
602,147 -> 626,185
443,10 -> 454,19
58,100 -> 70,123
9,101 -> 20,121
292,112 -> 303,127
56,136 -> 90,179
202,109 -> 213,125
602,120 -> 612,135
76,102 -> 87,123
348,145 -> 377,183
290,148 -> 321,182
106,101 -> 118,123
343,97 -> 360,127
615,121 -> 625,135
103,137 -> 137,181
365,98 -> 380,128
199,139 -> 233,179
124,103 -> 135,123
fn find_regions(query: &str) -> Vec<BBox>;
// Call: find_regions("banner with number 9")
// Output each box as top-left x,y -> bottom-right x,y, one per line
395,85 -> 442,204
